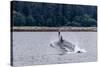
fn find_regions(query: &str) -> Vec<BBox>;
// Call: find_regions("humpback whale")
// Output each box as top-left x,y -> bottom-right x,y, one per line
50,31 -> 86,55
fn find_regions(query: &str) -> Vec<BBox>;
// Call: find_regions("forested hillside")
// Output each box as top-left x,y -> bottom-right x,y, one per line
11,1 -> 97,27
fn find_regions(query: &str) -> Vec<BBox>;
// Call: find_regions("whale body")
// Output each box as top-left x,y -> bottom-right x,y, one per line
50,32 -> 86,55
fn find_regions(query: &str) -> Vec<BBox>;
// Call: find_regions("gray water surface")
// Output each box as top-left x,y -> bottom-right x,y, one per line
12,32 -> 97,66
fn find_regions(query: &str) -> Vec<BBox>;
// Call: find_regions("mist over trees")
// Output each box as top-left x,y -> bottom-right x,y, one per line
12,1 -> 97,27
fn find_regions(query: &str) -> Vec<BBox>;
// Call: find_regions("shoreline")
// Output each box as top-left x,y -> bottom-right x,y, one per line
11,27 -> 97,32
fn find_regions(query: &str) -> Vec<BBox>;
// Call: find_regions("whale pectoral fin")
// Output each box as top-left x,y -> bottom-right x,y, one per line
50,43 -> 54,48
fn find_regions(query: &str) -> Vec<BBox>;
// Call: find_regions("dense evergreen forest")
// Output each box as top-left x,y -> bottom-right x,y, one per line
11,1 -> 97,27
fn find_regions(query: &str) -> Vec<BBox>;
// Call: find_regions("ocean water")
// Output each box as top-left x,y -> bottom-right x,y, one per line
12,32 -> 97,66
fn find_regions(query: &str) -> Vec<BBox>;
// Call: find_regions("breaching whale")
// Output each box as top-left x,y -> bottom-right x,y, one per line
50,31 -> 86,55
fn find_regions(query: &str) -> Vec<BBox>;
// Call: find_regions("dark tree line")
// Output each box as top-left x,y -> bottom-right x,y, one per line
11,1 -> 97,27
